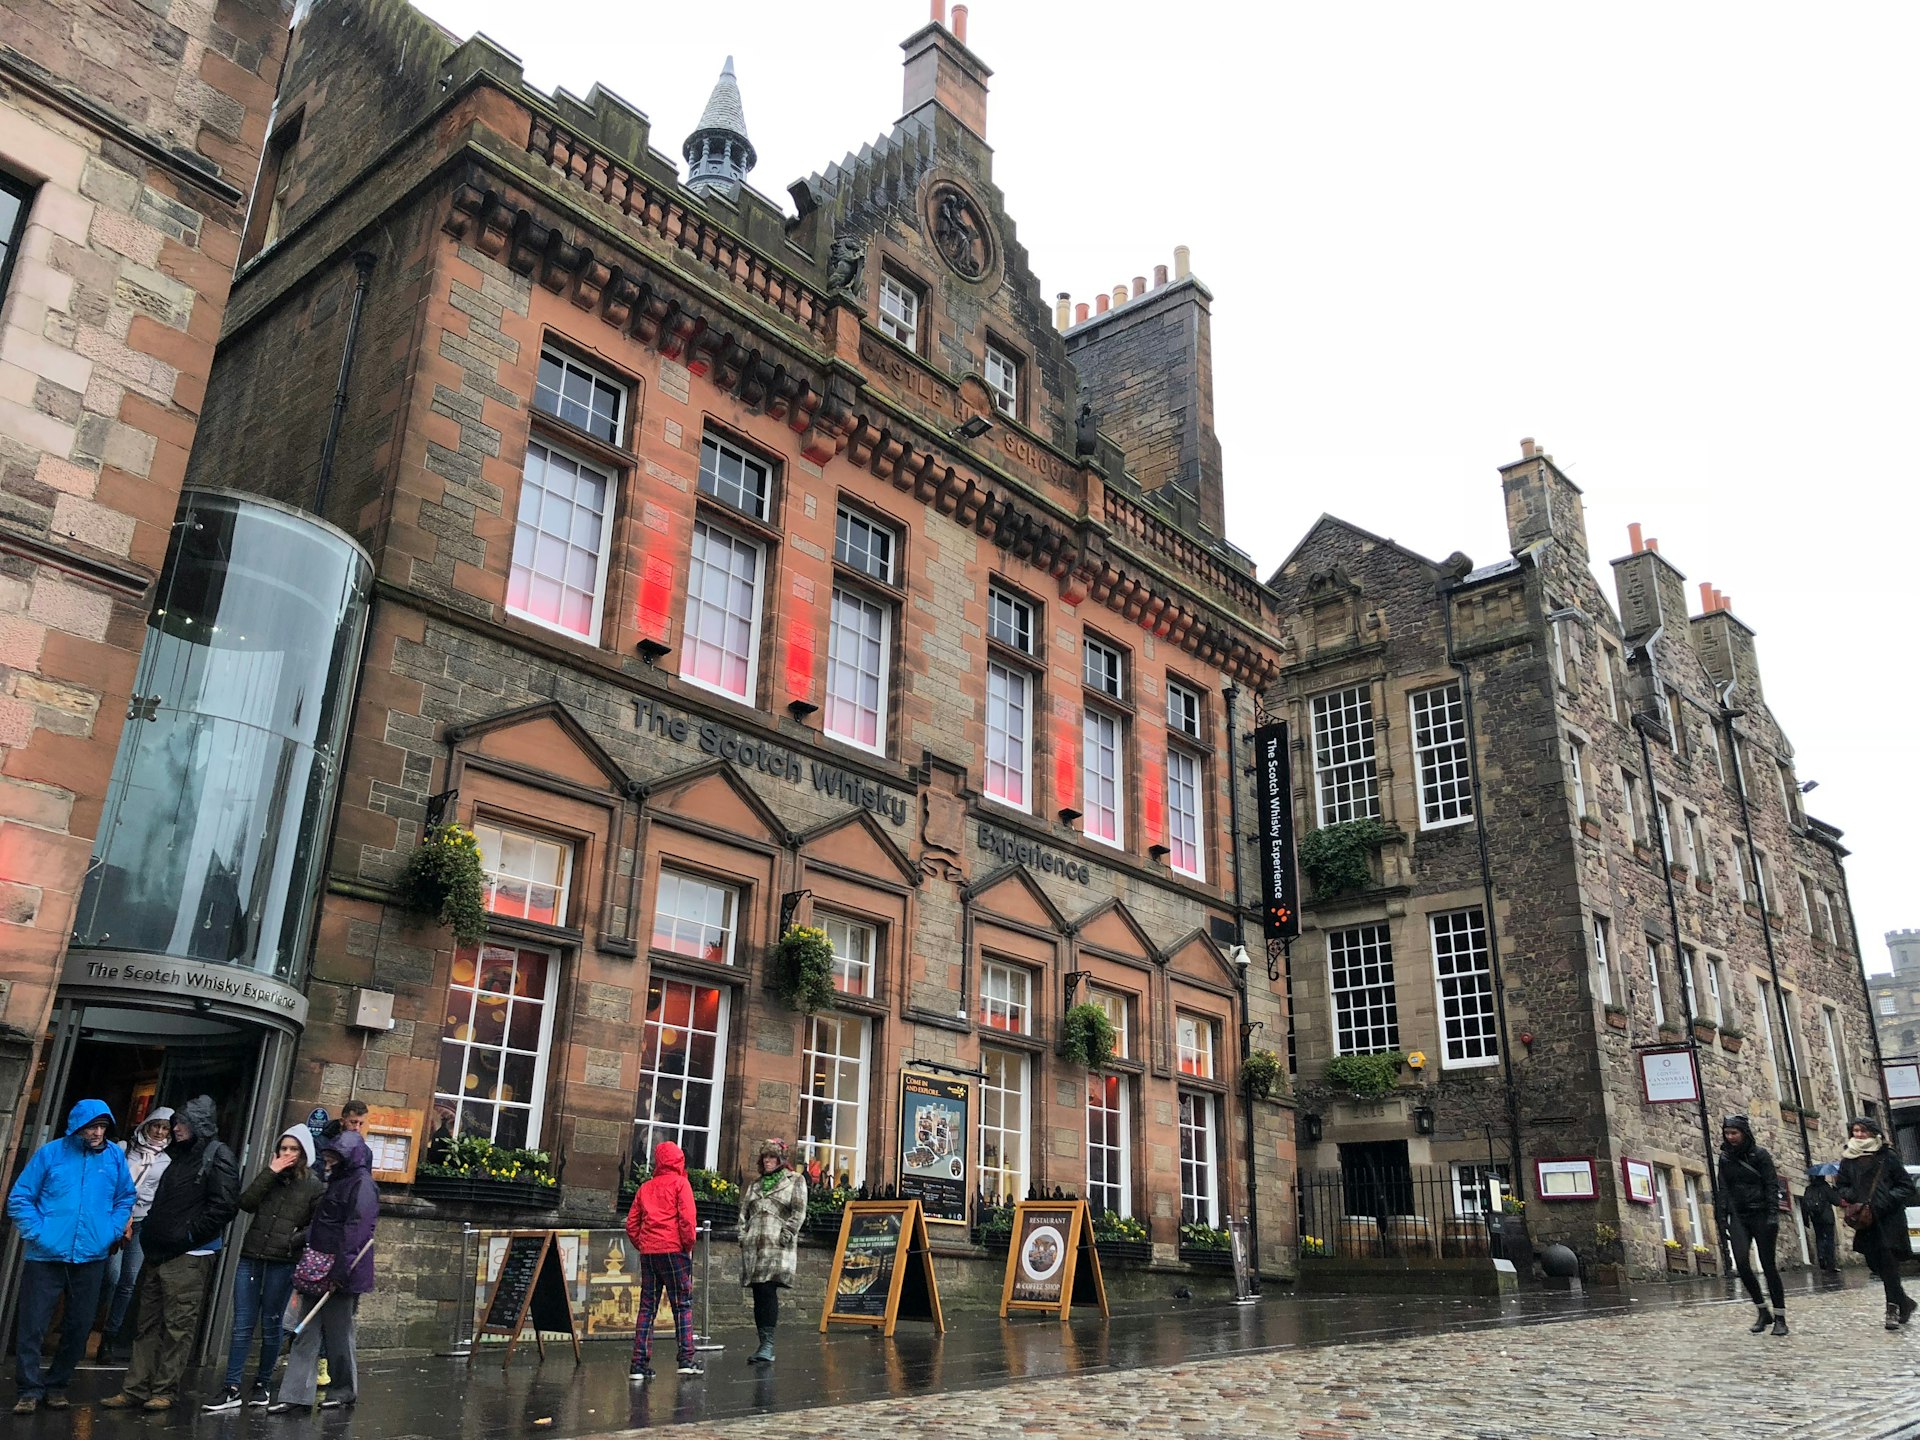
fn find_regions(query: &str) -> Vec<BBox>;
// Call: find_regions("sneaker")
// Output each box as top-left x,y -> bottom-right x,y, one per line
265,1401 -> 301,1415
98,1393 -> 141,1409
43,1394 -> 69,1411
248,1385 -> 273,1407
315,1361 -> 330,1389
676,1359 -> 704,1376
12,1397 -> 39,1416
627,1367 -> 653,1382
203,1387 -> 244,1413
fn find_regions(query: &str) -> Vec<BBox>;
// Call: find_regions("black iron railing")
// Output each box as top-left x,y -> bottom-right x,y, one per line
1298,1165 -> 1504,1260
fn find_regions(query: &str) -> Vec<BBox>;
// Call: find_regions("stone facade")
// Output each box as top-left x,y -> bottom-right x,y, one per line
0,0 -> 288,1158
184,0 -> 1292,1347
1265,438 -> 1880,1281
1876,930 -> 1920,1161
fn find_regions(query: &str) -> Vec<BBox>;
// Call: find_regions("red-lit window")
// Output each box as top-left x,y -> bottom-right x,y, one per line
475,823 -> 572,926
1175,1013 -> 1214,1078
435,941 -> 556,1148
634,978 -> 729,1170
822,913 -> 875,998
1083,708 -> 1123,847
978,960 -> 1031,1033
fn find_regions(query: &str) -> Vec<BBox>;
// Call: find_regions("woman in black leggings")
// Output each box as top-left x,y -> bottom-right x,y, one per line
1835,1117 -> 1917,1330
1714,1115 -> 1787,1336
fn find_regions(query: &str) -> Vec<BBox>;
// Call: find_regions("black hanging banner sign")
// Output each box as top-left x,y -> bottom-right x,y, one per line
1254,722 -> 1300,940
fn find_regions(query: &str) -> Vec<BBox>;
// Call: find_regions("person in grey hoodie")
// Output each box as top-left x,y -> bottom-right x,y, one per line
101,1096 -> 239,1412
102,1108 -> 173,1358
204,1127 -> 323,1410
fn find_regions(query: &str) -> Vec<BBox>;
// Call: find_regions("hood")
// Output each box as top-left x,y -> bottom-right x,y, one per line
319,1130 -> 370,1175
756,1137 -> 790,1167
179,1095 -> 219,1140
282,1126 -> 317,1168
651,1141 -> 687,1176
133,1108 -> 175,1154
65,1098 -> 114,1138
1721,1114 -> 1755,1148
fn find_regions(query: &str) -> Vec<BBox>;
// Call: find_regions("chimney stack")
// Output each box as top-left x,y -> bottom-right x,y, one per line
1095,293 -> 1109,315
1111,284 -> 1127,309
1173,244 -> 1191,280
1075,302 -> 1089,324
1154,263 -> 1168,287
1131,275 -> 1146,298
1055,292 -> 1071,330
902,3 -> 991,138
950,4 -> 968,42
1519,436 -> 1538,459
1628,522 -> 1644,554
1699,582 -> 1715,613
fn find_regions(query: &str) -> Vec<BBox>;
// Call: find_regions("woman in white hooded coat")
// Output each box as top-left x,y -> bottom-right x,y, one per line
102,1109 -> 173,1354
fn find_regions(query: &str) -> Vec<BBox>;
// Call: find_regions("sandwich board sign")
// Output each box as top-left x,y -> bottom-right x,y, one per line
998,1199 -> 1110,1320
471,1230 -> 581,1364
818,1199 -> 945,1337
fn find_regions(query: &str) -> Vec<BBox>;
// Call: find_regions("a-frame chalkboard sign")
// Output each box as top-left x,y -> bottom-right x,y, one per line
818,1199 -> 945,1338
472,1230 -> 581,1364
998,1199 -> 1110,1320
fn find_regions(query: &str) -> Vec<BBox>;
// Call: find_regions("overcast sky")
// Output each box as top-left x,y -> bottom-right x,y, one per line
412,0 -> 1918,977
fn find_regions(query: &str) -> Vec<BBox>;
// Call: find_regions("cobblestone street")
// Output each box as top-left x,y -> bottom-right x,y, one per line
659,1287 -> 1920,1440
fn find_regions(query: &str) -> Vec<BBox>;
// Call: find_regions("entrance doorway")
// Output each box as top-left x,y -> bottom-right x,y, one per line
1337,1139 -> 1414,1221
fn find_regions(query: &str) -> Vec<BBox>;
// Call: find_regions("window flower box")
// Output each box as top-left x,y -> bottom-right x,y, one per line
1579,817 -> 1603,840
1691,1021 -> 1718,1045
1663,1242 -> 1691,1274
1092,1211 -> 1151,1265
413,1174 -> 559,1210
1095,1239 -> 1154,1267
1693,877 -> 1713,895
1718,1028 -> 1745,1053
1604,1005 -> 1629,1031
1668,863 -> 1689,883
1178,1245 -> 1234,1270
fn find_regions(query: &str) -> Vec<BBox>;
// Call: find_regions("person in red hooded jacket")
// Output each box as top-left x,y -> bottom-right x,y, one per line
624,1141 -> 699,1381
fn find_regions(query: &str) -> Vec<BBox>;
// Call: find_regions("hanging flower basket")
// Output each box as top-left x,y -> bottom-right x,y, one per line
393,823 -> 488,943
1062,1003 -> 1117,1069
769,924 -> 837,1012
1243,1048 -> 1285,1099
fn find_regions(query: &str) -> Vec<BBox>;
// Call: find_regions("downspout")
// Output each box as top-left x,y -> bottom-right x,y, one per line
1223,683 -> 1261,1278
312,250 -> 378,516
1828,842 -> 1892,1123
1720,694 -> 1814,1173
1633,710 -> 1726,1265
1441,586 -> 1525,1198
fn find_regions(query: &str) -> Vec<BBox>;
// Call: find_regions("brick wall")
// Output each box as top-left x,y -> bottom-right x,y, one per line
0,0 -> 289,1157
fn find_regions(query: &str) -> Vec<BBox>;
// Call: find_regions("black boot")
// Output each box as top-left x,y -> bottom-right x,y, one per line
1749,1306 -> 1772,1334
1770,1312 -> 1788,1337
1886,1303 -> 1902,1332
1898,1295 -> 1916,1326
748,1326 -> 775,1364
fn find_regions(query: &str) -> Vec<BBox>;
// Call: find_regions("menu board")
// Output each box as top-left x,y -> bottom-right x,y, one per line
897,1072 -> 971,1224
360,1106 -> 421,1183
819,1200 -> 945,1337
473,1231 -> 581,1363
1000,1200 -> 1108,1320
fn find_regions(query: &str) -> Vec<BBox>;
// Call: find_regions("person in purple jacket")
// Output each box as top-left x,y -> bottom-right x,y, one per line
267,1131 -> 376,1413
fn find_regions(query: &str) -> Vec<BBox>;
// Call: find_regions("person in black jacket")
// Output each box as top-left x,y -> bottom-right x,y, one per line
1835,1116 -> 1917,1330
1714,1115 -> 1788,1336
1800,1164 -> 1841,1274
203,1127 -> 323,1410
100,1096 -> 240,1411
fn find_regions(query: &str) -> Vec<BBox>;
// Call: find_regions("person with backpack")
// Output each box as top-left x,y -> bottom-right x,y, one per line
203,1127 -> 324,1410
6,1100 -> 136,1414
100,1096 -> 240,1411
624,1141 -> 701,1381
1835,1116 -> 1917,1331
1714,1114 -> 1788,1336
269,1130 -> 378,1412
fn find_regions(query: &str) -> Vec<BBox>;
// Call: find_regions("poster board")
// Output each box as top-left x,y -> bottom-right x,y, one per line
360,1105 -> 422,1183
1254,722 -> 1300,940
1621,1157 -> 1657,1205
897,1072 -> 971,1225
1639,1047 -> 1700,1105
998,1200 -> 1110,1320
1534,1157 -> 1598,1201
472,1230 -> 582,1364
818,1199 -> 945,1337
1885,1061 -> 1920,1101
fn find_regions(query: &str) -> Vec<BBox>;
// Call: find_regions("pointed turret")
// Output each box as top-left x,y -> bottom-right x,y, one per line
683,57 -> 757,198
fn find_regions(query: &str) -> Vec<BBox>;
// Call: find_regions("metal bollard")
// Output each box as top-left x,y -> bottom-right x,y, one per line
446,1224 -> 478,1357
693,1221 -> 724,1352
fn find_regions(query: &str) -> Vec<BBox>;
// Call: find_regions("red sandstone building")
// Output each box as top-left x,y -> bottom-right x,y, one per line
168,0 -> 1290,1343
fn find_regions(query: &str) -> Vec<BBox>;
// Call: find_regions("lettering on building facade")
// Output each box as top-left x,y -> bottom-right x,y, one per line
974,822 -> 1093,886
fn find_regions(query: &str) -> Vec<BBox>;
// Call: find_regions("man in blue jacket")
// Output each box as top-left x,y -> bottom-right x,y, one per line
7,1099 -> 136,1413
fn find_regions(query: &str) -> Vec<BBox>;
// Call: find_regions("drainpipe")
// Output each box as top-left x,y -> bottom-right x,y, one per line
1719,697 -> 1814,1174
1827,840 -> 1892,1124
312,250 -> 378,516
1441,587 -> 1525,1199
1223,683 -> 1262,1278
1633,711 -> 1727,1266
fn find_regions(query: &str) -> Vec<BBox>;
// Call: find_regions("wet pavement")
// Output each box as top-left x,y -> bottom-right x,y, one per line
28,1271 -> 1916,1437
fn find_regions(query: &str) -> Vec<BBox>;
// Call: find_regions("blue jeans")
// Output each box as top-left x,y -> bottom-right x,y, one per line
103,1221 -> 145,1337
13,1259 -> 106,1399
223,1257 -> 296,1390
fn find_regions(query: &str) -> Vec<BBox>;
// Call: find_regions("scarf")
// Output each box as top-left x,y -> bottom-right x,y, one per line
757,1170 -> 787,1195
1843,1134 -> 1884,1161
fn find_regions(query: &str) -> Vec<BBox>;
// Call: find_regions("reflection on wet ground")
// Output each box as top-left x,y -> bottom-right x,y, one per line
45,1271 -> 1818,1434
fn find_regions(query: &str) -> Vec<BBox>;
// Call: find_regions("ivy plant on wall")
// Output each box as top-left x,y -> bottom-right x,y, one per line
1322,1050 -> 1407,1099
1297,818 -> 1397,898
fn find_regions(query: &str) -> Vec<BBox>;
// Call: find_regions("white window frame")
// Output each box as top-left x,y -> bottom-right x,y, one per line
633,976 -> 731,1169
1083,635 -> 1124,699
1655,1166 -> 1676,1244
1593,916 -> 1615,1007
1166,679 -> 1203,740
1312,684 -> 1380,825
1431,907 -> 1498,1069
1755,978 -> 1784,1100
1823,1006 -> 1855,1122
1646,939 -> 1667,1027
1731,840 -> 1752,903
1451,1161 -> 1510,1218
878,270 -> 920,349
1683,1172 -> 1705,1248
1082,706 -> 1125,848
1410,682 -> 1473,829
1797,875 -> 1816,935
1165,746 -> 1205,880
535,347 -> 626,444
979,1046 -> 1030,1205
1702,951 -> 1727,1027
984,660 -> 1032,811
679,518 -> 765,702
1177,1089 -> 1219,1228
1667,689 -> 1688,755
1599,640 -> 1623,723
435,939 -> 559,1149
507,439 -> 616,644
978,959 -> 1032,1035
1329,923 -> 1399,1055
474,822 -> 573,927
984,341 -> 1019,418
698,430 -> 772,521
1621,769 -> 1647,847
1685,811 -> 1711,879
650,869 -> 740,965
821,912 -> 876,998
825,585 -> 890,754
988,586 -> 1035,654
800,1012 -> 871,1188
835,505 -> 897,584
1175,1013 -> 1215,1079
1086,1072 -> 1131,1217
1088,986 -> 1132,1060
1568,735 -> 1588,820
1879,994 -> 1897,1018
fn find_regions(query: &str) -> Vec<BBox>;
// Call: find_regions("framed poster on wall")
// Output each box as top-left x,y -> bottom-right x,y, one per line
1621,1157 -> 1656,1205
1884,1062 -> 1920,1102
1639,1047 -> 1700,1105
897,1071 -> 971,1225
1534,1157 -> 1598,1201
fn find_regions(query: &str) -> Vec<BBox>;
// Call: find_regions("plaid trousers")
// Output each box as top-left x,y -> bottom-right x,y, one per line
631,1251 -> 695,1367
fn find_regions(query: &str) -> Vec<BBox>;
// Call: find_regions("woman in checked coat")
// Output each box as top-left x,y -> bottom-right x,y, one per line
737,1138 -> 808,1365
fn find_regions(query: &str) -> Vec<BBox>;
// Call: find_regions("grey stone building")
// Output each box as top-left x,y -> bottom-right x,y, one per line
1265,438 -> 1881,1281
1876,930 -> 1920,1160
